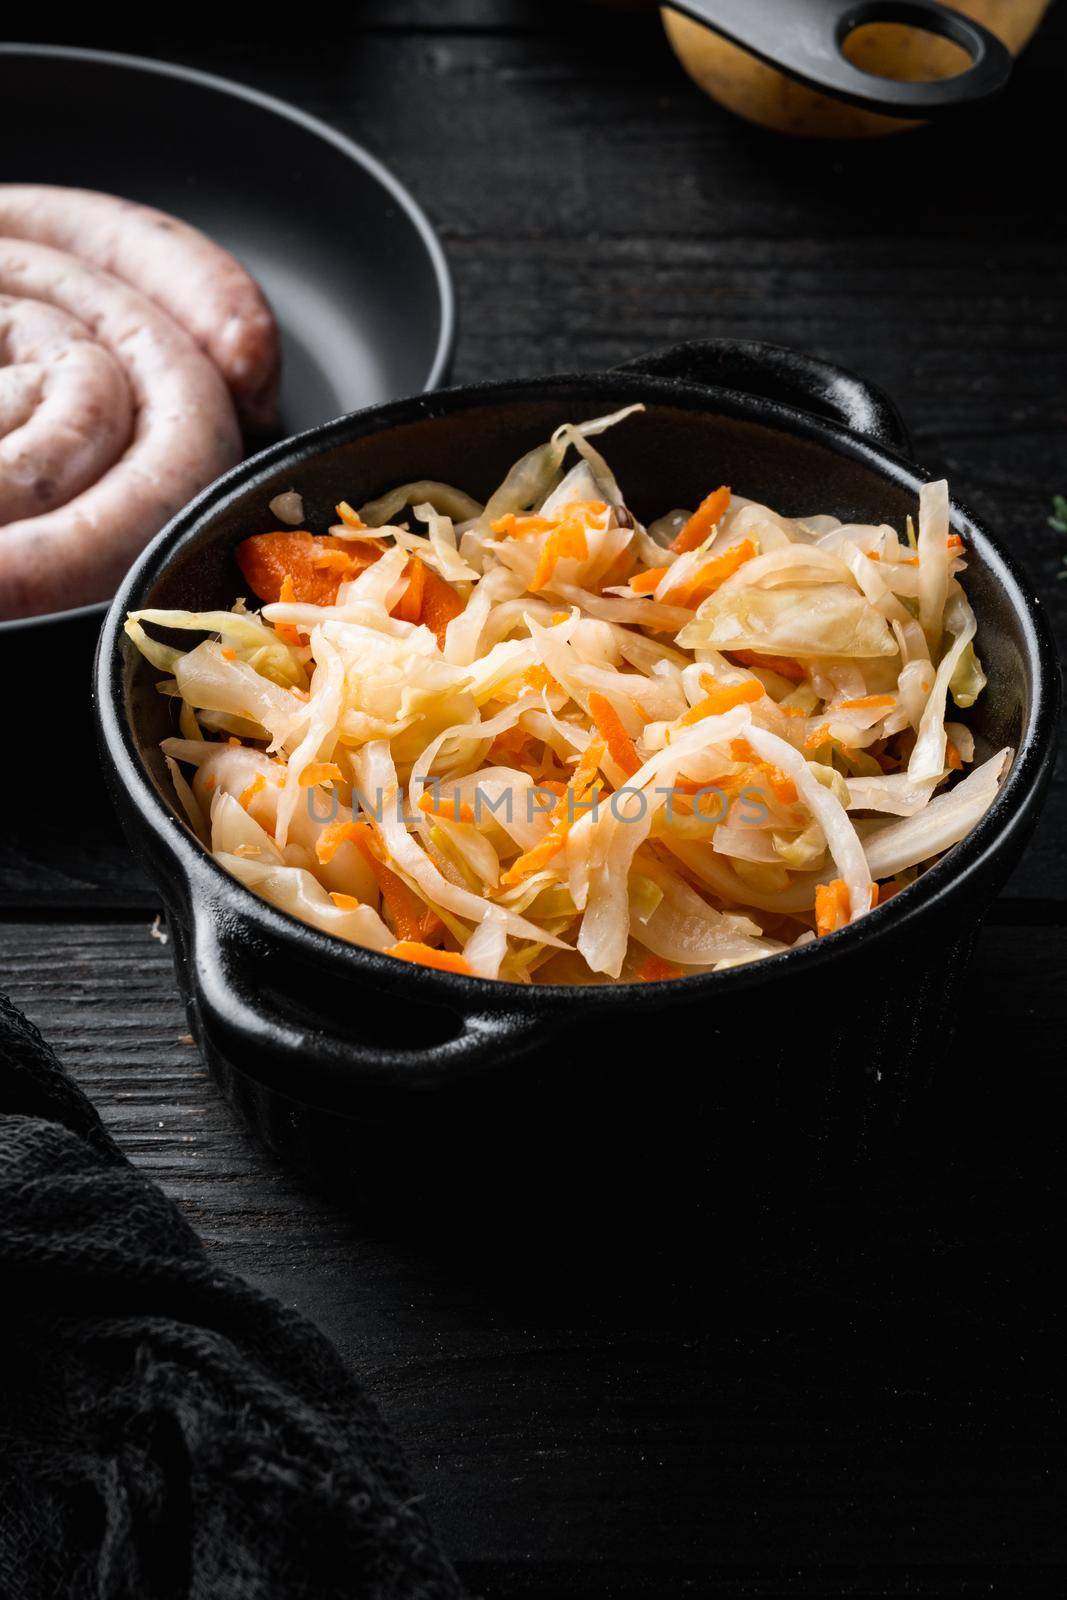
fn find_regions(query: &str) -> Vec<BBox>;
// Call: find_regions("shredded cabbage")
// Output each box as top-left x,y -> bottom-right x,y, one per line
126,416 -> 1002,983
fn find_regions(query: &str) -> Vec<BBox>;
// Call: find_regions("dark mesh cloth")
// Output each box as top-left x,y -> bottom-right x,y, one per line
0,992 -> 465,1600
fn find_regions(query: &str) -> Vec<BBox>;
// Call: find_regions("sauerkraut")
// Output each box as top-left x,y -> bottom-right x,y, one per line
126,407 -> 1007,984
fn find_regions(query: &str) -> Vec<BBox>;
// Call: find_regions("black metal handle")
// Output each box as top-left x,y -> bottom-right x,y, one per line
189,899 -> 550,1095
665,0 -> 1013,117
613,338 -> 913,454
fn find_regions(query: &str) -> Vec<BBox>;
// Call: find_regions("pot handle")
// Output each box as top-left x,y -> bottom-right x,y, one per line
613,338 -> 913,454
188,900 -> 551,1094
664,0 -> 1013,119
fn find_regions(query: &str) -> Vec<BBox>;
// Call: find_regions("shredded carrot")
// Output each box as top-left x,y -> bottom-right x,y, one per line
815,879 -> 851,936
835,694 -> 895,712
238,774 -> 266,809
490,513 -> 554,537
727,650 -> 806,683
678,678 -> 764,726
236,531 -> 378,607
275,623 -> 304,647
588,691 -> 641,778
418,566 -> 465,646
530,516 -> 588,591
393,554 -> 427,625
336,501 -> 366,530
311,547 -> 359,574
630,565 -> 669,595
220,646 -> 236,662
298,762 -> 343,789
488,726 -> 533,763
498,830 -> 567,888
671,485 -> 731,554
568,738 -> 607,802
417,790 -> 476,824
499,739 -> 605,887
315,820 -> 369,865
522,663 -> 559,695
868,883 -> 880,909
329,892 -> 361,911
946,739 -> 963,771
363,848 -> 442,944
804,724 -> 832,751
668,538 -> 757,607
387,941 -> 472,976
550,611 -> 571,625
729,738 -> 798,806
634,956 -> 683,982
947,534 -> 965,553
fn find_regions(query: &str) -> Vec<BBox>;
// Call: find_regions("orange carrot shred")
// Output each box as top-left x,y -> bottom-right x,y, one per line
418,566 -> 464,646
393,554 -> 426,625
236,532 -> 379,607
630,566 -> 669,594
238,774 -> 266,809
815,879 -> 851,937
387,942 -> 472,975
530,516 -> 588,591
329,892 -> 361,911
635,956 -> 684,982
729,739 -> 798,806
220,646 -> 236,661
315,820 -> 369,865
667,538 -> 757,607
417,790 -> 476,824
299,762 -> 343,789
678,679 -> 764,726
835,694 -> 895,712
671,485 -> 731,554
499,739 -> 605,887
490,513 -> 554,537
588,691 -> 641,778
498,832 -> 566,889
946,739 -> 963,771
363,848 -> 441,944
311,547 -> 359,574
522,663 -> 558,695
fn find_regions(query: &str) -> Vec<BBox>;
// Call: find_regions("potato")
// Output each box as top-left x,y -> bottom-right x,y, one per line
661,1 -> 1050,139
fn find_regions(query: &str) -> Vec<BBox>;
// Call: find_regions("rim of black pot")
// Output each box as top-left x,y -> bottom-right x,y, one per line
0,40 -> 456,640
96,367 -> 1061,1012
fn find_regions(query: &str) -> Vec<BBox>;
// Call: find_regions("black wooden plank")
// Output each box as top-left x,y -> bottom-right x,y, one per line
1,915 -> 1064,1590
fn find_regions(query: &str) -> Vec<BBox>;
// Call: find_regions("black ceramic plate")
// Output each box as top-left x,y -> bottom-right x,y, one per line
0,43 -> 454,638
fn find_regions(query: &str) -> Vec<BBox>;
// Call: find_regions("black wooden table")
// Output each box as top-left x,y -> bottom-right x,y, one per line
3,5 -> 1065,1594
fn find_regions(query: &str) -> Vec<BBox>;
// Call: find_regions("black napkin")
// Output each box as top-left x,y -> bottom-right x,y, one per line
0,992 -> 465,1600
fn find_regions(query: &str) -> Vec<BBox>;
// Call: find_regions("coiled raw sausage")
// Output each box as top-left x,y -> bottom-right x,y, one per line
0,295 -> 133,524
0,184 -> 280,430
0,239 -> 241,620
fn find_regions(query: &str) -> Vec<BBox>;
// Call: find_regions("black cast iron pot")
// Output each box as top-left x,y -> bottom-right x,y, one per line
94,341 -> 1059,1220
